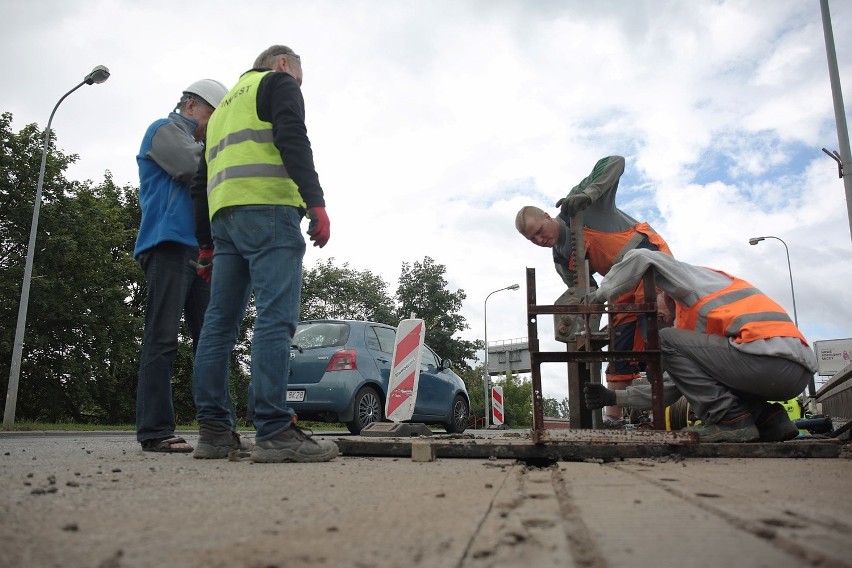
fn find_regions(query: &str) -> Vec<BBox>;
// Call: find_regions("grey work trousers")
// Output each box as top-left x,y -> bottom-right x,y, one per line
617,327 -> 811,424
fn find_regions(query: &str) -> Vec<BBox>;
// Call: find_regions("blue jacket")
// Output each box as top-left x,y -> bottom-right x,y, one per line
134,112 -> 203,258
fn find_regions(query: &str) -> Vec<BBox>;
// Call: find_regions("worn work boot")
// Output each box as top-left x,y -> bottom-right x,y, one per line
684,413 -> 759,443
193,421 -> 242,459
755,403 -> 799,442
251,424 -> 339,463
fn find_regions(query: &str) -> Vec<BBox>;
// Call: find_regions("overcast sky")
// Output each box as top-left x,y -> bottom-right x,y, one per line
3,0 -> 851,401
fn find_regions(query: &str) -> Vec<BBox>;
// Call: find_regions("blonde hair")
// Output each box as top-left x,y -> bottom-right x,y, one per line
515,205 -> 546,235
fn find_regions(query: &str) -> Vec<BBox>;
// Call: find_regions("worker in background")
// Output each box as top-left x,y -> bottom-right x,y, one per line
134,79 -> 229,452
515,155 -> 672,427
584,249 -> 816,442
190,44 -> 338,462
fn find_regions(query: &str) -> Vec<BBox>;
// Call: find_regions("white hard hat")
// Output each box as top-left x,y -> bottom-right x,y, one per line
183,79 -> 229,109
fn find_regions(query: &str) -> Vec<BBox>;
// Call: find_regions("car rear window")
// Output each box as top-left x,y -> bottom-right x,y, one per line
294,322 -> 350,349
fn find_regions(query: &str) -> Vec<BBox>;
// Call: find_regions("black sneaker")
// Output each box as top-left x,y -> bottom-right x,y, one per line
193,421 -> 242,459
251,424 -> 339,463
755,403 -> 799,442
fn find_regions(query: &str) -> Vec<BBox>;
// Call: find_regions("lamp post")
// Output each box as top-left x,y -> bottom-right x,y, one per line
749,235 -> 815,400
748,236 -> 798,327
819,0 -> 852,243
3,66 -> 110,430
483,283 -> 520,428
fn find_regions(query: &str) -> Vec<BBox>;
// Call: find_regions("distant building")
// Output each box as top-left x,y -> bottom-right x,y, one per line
487,338 -> 531,375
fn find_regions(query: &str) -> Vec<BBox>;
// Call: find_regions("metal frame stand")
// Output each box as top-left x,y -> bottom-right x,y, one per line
527,267 -> 666,444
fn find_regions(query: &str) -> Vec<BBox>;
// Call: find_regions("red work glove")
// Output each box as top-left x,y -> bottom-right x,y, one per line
307,207 -> 330,248
196,247 -> 213,283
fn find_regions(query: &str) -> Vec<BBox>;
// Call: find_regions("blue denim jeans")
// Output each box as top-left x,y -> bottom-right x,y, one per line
193,205 -> 305,440
136,242 -> 209,443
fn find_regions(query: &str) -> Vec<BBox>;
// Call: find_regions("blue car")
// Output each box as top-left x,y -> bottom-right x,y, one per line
286,320 -> 470,434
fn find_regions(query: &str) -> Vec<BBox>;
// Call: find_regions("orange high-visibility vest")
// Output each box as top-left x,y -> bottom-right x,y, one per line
565,222 -> 671,333
565,222 -> 671,379
570,222 -> 672,277
675,271 -> 807,345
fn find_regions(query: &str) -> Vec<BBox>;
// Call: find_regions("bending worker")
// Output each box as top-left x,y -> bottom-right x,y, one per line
584,249 -> 817,443
515,155 -> 672,426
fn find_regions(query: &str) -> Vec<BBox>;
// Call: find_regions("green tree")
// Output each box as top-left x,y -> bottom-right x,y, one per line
301,258 -> 395,323
395,256 -> 478,369
1,111 -> 488,425
0,112 -> 144,422
61,175 -> 143,423
542,397 -> 560,418
458,365 -> 486,428
542,396 -> 571,419
0,112 -> 257,425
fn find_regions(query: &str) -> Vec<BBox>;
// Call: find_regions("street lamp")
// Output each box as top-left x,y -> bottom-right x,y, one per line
748,236 -> 798,327
483,283 -> 520,428
819,0 -> 852,243
3,66 -> 110,430
749,235 -> 815,401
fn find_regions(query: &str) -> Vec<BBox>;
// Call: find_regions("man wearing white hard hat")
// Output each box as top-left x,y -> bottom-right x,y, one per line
133,79 -> 229,452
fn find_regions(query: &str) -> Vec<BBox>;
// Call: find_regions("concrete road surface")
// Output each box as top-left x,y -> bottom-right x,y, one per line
1,431 -> 850,568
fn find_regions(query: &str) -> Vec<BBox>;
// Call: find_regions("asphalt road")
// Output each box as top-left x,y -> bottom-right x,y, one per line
1,431 -> 850,568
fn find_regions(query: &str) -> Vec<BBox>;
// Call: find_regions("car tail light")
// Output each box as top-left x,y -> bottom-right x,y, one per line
327,349 -> 357,371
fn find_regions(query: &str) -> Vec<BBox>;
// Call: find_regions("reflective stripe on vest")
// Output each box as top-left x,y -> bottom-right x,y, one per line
204,70 -> 305,219
676,272 -> 806,344
207,128 -> 276,161
612,232 -> 645,265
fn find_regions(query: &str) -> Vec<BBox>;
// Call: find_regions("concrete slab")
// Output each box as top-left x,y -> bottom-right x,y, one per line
411,440 -> 436,462
338,433 -> 841,460
359,422 -> 433,437
0,432 -> 849,567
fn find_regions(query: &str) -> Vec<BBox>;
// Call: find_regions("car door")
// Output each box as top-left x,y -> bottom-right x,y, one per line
366,325 -> 394,389
413,346 -> 451,418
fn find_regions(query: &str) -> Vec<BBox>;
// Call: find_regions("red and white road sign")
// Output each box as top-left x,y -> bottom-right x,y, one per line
385,319 -> 425,422
491,385 -> 504,426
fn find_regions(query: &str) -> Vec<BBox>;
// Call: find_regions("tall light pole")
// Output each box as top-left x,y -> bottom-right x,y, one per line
819,0 -> 852,242
748,236 -> 798,327
3,66 -> 110,430
748,235 -> 815,400
483,283 -> 519,428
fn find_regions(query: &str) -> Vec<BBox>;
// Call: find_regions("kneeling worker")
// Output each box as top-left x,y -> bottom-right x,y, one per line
583,249 -> 816,442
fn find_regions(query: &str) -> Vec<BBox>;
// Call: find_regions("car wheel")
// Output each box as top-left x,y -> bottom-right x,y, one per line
346,386 -> 383,434
444,395 -> 469,434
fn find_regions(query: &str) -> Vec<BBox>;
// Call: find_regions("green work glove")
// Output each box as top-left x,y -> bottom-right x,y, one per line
555,193 -> 592,217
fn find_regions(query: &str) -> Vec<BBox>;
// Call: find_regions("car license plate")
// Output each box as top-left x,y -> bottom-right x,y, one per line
287,390 -> 305,402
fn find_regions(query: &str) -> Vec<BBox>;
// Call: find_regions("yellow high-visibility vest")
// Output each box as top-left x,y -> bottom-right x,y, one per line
204,70 -> 305,219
